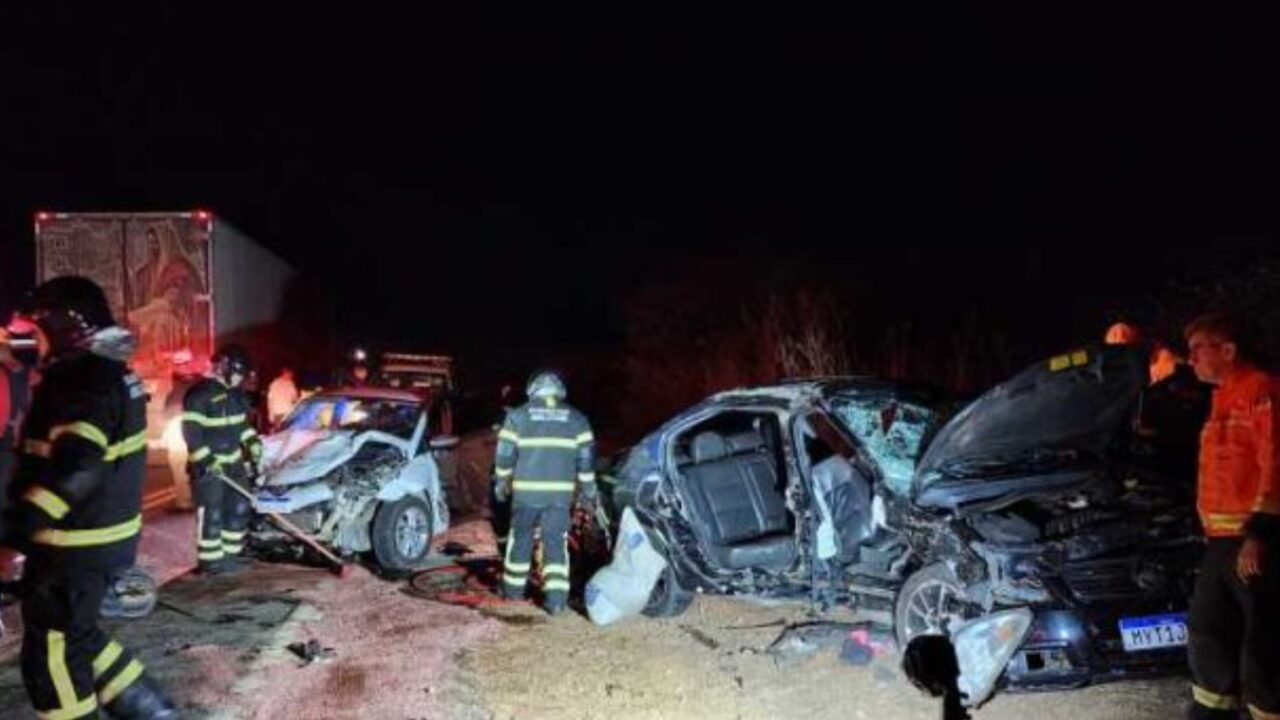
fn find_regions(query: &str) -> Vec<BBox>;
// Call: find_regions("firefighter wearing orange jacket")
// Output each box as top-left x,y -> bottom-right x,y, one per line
1184,314 -> 1280,720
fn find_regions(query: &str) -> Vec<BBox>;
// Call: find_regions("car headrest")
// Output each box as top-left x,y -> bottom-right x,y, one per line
691,431 -> 730,463
725,430 -> 765,455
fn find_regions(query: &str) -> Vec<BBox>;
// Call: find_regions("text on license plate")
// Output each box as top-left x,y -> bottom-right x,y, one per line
1118,613 -> 1188,652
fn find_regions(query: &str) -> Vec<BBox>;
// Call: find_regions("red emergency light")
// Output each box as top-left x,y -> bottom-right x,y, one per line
193,209 -> 212,222
35,211 -> 52,223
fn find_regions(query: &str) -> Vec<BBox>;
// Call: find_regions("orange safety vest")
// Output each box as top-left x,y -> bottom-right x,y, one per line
1198,365 -> 1280,537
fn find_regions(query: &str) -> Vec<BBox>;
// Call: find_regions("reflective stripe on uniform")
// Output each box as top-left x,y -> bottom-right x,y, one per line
43,631 -> 97,720
98,659 -> 144,705
542,563 -> 568,578
1203,513 -> 1248,534
104,431 -> 148,462
575,431 -> 594,445
221,530 -> 246,540
23,439 -> 52,457
50,422 -> 109,450
1249,704 -> 1280,720
198,550 -> 225,561
577,472 -> 596,483
495,467 -> 513,478
512,480 -> 576,492
32,515 -> 142,548
181,412 -> 247,427
240,428 -> 258,442
23,486 -> 71,520
213,450 -> 242,465
1192,685 -> 1240,710
92,641 -> 124,679
543,578 -> 570,592
516,438 -> 577,449
190,447 -> 212,462
498,429 -> 520,443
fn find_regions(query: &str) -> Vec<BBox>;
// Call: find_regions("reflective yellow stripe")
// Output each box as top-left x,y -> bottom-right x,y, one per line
503,574 -> 527,586
33,515 -> 142,548
213,450 -> 242,465
516,438 -> 577,449
241,428 -> 258,441
44,631 -> 97,720
1249,704 -> 1280,720
543,579 -> 570,592
577,472 -> 596,482
23,486 -> 71,520
575,431 -> 594,444
498,429 -> 520,443
198,550 -> 225,561
1193,685 -> 1240,710
504,561 -> 531,573
1204,513 -> 1248,532
104,431 -> 147,462
181,412 -> 246,427
512,480 -> 576,492
190,446 -> 212,462
36,701 -> 98,720
221,530 -> 246,540
50,422 -> 109,450
92,641 -> 124,679
495,467 -> 513,478
98,659 -> 144,705
198,538 -> 223,548
542,563 -> 569,577
23,439 -> 52,457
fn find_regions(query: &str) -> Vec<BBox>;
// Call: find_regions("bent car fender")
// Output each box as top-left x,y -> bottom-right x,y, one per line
377,453 -> 448,529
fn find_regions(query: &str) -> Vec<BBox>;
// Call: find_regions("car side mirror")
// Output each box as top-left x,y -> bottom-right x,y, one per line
429,435 -> 460,451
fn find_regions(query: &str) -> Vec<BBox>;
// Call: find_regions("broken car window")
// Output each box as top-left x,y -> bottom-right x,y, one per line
828,397 -> 940,496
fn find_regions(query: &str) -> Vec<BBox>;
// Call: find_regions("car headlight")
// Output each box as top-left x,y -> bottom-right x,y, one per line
952,607 -> 1034,707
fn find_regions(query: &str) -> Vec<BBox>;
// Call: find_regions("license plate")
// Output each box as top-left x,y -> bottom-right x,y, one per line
1118,613 -> 1188,652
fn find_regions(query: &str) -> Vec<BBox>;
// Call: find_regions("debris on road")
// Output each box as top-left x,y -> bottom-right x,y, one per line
287,638 -> 338,666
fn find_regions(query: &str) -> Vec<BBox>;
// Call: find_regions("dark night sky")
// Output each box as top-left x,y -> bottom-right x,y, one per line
3,4 -> 1279,374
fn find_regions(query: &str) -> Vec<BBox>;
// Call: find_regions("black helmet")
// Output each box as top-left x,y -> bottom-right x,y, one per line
22,276 -> 115,353
212,344 -> 252,379
526,370 -> 567,401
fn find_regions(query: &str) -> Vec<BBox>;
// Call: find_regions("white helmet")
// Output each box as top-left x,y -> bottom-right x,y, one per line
526,371 -> 567,401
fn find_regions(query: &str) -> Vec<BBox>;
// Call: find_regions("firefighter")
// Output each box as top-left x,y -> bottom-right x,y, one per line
1184,313 -> 1280,720
0,276 -> 177,719
493,371 -> 596,614
182,344 -> 264,574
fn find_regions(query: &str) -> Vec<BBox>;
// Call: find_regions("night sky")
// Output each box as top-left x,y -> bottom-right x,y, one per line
3,5 -> 1278,390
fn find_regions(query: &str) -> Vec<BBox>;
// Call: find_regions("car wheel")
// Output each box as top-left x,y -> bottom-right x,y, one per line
894,563 -> 973,648
642,561 -> 694,618
372,494 -> 435,571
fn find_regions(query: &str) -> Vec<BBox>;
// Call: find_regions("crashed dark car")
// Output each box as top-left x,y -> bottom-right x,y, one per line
601,345 -> 1202,691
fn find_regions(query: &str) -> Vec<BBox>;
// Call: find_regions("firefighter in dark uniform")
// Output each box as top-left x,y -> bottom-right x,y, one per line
0,276 -> 176,719
1184,314 -> 1280,720
493,371 -> 596,614
182,345 -> 263,574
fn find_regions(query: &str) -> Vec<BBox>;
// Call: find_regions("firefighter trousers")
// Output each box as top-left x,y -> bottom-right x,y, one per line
1188,538 -> 1280,720
194,467 -> 252,569
20,563 -> 149,719
502,503 -> 571,607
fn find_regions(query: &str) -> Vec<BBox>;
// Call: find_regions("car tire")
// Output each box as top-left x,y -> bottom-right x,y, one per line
643,561 -> 694,618
894,563 -> 972,649
372,494 -> 435,571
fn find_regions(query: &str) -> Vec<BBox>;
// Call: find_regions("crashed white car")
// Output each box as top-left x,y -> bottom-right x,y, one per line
253,387 -> 456,570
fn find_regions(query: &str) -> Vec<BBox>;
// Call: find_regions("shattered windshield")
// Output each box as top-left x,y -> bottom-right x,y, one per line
282,396 -> 421,439
827,396 -> 943,495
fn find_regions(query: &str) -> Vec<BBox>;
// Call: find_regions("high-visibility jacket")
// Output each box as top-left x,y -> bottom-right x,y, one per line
495,398 -> 595,507
5,350 -> 148,569
182,377 -> 262,477
1198,364 -> 1280,539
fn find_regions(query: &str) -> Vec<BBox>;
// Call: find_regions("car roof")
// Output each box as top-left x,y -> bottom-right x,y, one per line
312,386 -> 427,403
711,376 -> 952,407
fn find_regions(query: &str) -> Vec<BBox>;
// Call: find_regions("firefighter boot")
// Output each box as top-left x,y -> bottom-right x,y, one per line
104,674 -> 179,719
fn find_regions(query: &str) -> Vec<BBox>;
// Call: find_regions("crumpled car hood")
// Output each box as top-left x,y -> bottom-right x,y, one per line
915,344 -> 1147,487
262,429 -> 363,487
